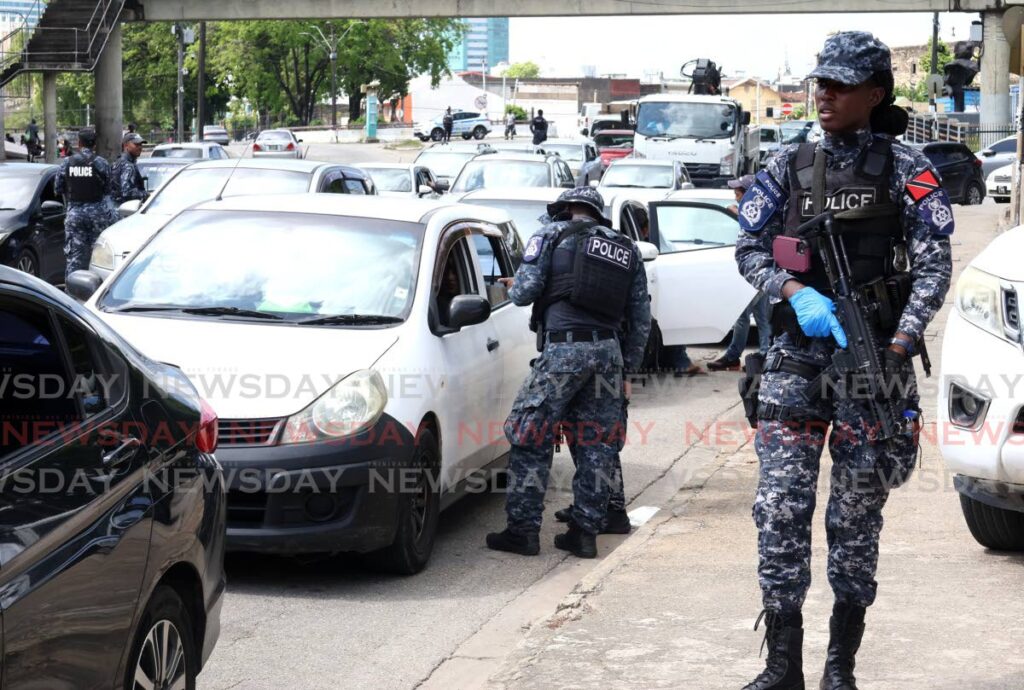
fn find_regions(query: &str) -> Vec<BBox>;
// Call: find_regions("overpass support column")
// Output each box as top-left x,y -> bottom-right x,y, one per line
981,10 -> 1011,128
95,23 -> 123,160
43,73 -> 57,163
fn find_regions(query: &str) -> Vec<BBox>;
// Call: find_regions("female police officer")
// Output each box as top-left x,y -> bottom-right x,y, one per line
734,33 -> 953,690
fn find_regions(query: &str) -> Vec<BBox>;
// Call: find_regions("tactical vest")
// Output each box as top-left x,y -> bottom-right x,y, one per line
65,152 -> 105,203
783,139 -> 906,293
530,220 -> 636,335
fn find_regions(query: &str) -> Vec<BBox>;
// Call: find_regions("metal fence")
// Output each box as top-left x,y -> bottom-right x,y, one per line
904,115 -> 1016,150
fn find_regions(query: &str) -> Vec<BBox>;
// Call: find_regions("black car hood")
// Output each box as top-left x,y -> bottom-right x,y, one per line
0,210 -> 24,233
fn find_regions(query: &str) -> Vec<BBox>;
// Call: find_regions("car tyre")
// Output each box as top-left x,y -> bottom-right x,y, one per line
430,128 -> 444,142
366,428 -> 441,575
125,585 -> 198,690
472,126 -> 487,140
959,493 -> 1024,551
461,133 -> 472,140
14,247 -> 39,277
963,181 -> 984,206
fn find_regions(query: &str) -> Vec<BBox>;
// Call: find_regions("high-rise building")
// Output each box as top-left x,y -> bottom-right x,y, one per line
448,18 -> 509,73
0,0 -> 43,33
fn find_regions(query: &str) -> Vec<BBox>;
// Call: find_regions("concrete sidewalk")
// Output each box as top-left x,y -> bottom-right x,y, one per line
480,203 -> 1024,689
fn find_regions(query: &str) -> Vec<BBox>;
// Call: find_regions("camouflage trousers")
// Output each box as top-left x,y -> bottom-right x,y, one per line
64,202 -> 117,282
504,339 -> 625,535
567,396 -> 628,514
754,333 -> 920,614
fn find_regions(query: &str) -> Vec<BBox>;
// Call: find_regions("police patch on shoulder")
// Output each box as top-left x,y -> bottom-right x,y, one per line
917,188 -> 955,235
523,234 -> 545,263
738,170 -> 785,233
905,169 -> 940,202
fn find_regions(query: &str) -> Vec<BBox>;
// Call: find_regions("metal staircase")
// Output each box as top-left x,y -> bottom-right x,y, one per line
0,0 -> 128,87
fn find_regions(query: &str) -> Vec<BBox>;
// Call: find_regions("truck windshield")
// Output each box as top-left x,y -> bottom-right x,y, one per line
636,102 -> 736,139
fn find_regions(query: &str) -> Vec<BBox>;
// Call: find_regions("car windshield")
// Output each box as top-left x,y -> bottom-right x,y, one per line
761,129 -> 779,143
636,102 -> 737,139
145,168 -> 310,215
653,204 -> 740,253
780,122 -> 813,144
462,198 -> 549,243
601,165 -> 674,188
451,161 -> 550,192
99,210 -> 423,322
0,176 -> 38,209
594,133 -> 634,148
137,163 -> 188,192
414,150 -> 476,179
366,168 -> 412,193
540,144 -> 583,162
152,148 -> 204,159
259,131 -> 293,141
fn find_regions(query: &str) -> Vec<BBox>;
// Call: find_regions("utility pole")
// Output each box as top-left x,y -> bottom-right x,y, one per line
197,22 -> 206,140
175,23 -> 185,142
930,12 -> 939,114
0,85 -> 6,162
329,23 -> 338,131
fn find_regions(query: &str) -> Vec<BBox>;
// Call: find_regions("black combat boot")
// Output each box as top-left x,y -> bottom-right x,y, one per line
743,609 -> 805,690
553,520 -> 597,558
602,508 -> 632,534
485,529 -> 540,556
554,505 -> 574,523
819,602 -> 866,690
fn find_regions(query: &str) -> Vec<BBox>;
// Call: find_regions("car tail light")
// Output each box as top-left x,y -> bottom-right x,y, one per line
253,143 -> 262,152
973,157 -> 982,167
286,142 -> 295,151
196,398 -> 219,453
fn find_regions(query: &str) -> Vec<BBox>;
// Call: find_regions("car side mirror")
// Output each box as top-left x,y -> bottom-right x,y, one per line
589,179 -> 600,188
636,241 -> 659,262
742,112 -> 752,126
434,179 -> 450,192
297,138 -> 303,143
118,199 -> 142,218
66,270 -> 102,302
40,200 -> 64,217
982,150 -> 995,157
447,295 -> 491,330
581,128 -> 589,136
418,184 -> 435,197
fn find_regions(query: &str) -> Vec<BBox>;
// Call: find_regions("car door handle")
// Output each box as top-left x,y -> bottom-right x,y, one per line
103,437 -> 141,467
487,338 -> 500,352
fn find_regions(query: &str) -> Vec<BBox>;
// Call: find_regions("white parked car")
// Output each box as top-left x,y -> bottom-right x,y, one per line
986,164 -> 1013,204
73,194 -> 534,574
91,160 -> 375,279
938,224 -> 1024,551
413,110 -> 492,142
253,129 -> 304,159
975,135 -> 1017,178
151,142 -> 232,160
360,163 -> 440,198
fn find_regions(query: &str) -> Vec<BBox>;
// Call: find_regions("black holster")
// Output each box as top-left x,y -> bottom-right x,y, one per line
738,353 -> 765,429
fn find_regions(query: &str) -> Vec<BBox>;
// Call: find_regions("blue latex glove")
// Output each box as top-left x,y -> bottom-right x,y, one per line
789,287 -> 848,348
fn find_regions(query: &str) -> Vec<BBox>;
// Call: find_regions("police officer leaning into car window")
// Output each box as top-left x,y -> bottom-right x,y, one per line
486,187 -> 651,560
55,127 -> 119,283
110,132 -> 149,206
734,32 -> 952,690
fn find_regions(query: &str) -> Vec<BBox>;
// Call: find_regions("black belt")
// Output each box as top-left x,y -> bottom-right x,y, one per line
546,329 -> 617,344
763,351 -> 823,381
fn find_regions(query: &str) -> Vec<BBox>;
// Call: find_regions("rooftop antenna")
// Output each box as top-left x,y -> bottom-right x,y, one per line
214,137 -> 254,202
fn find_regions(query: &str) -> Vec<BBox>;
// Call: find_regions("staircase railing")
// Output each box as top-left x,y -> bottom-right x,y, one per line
0,0 -> 48,73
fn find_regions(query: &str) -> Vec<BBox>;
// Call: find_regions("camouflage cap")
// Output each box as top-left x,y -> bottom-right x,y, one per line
809,31 -> 892,86
546,186 -> 612,228
78,128 -> 97,146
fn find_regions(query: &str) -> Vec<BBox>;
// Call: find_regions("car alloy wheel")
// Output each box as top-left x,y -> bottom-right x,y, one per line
133,619 -> 187,690
15,250 -> 37,276
966,183 -> 983,206
431,128 -> 444,142
472,126 -> 486,140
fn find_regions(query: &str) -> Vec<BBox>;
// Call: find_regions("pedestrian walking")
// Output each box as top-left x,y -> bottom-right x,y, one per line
442,107 -> 454,143
735,32 -> 953,690
486,187 -> 651,559
54,128 -> 119,283
25,119 -> 40,161
530,109 -> 548,146
707,174 -> 772,371
504,111 -> 517,140
110,132 -> 149,206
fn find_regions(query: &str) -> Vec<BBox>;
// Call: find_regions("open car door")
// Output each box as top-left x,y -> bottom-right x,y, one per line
647,201 -> 756,345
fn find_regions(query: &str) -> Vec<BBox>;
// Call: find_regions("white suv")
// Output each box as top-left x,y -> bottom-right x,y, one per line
414,111 -> 492,142
938,224 -> 1024,551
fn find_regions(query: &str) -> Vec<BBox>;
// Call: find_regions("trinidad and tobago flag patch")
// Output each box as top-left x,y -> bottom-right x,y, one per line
905,169 -> 941,202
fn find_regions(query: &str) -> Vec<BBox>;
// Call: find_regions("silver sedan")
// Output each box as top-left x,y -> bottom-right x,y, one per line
253,129 -> 304,159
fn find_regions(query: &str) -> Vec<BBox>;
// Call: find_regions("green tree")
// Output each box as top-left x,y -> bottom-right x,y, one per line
503,61 -> 540,79
919,38 -> 953,77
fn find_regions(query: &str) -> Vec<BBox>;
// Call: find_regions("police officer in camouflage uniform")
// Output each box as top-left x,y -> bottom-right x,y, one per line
55,128 -> 119,283
110,132 -> 149,206
486,187 -> 651,559
735,33 -> 952,690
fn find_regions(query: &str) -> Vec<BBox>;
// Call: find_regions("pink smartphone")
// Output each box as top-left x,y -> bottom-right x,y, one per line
773,236 -> 812,273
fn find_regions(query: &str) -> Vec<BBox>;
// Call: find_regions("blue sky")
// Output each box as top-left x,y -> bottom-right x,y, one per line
509,12 -> 979,80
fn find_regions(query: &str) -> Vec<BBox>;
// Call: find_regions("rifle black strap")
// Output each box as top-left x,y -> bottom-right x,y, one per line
794,143 -> 816,190
811,146 -> 827,217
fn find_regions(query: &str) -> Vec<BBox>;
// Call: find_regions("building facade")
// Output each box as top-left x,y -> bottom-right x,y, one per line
447,18 -> 509,72
0,0 -> 42,33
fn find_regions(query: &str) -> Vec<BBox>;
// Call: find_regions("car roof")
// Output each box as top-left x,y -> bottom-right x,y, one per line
182,158 -> 341,173
664,188 -> 734,201
424,143 -> 482,152
137,157 -> 192,166
258,129 -> 293,135
188,193 -> 512,225
360,163 -> 412,170
606,159 -> 674,168
471,153 -> 550,163
153,142 -> 218,150
0,161 -> 58,176
458,187 -> 564,202
595,130 -> 635,136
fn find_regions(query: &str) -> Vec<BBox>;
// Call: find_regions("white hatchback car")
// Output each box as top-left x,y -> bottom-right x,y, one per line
938,224 -> 1024,551
986,164 -> 1013,204
75,194 -> 533,574
151,142 -> 232,160
360,163 -> 440,198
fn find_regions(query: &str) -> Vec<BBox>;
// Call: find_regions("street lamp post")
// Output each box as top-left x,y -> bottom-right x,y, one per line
303,22 -> 359,142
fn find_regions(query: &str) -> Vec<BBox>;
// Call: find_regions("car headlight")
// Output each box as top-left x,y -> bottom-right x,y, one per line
280,369 -> 387,444
955,266 -> 1006,340
719,152 -> 735,175
91,237 -> 114,270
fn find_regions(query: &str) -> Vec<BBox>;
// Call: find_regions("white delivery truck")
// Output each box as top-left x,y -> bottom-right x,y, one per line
632,59 -> 759,188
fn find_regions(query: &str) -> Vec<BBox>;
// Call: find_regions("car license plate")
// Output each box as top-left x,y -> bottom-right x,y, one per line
997,186 -> 1009,194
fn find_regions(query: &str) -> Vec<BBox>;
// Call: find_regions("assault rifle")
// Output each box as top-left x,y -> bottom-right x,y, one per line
796,211 -> 914,443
